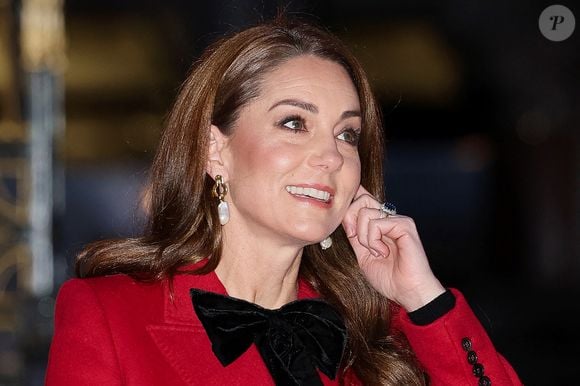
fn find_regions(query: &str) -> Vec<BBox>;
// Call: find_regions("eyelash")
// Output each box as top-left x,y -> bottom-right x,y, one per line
337,128 -> 361,146
277,115 -> 361,146
279,115 -> 305,132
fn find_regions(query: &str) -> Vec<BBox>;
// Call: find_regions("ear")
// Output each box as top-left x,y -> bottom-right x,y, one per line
206,125 -> 231,181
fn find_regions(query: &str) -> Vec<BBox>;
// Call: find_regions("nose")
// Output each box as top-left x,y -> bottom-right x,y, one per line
307,133 -> 344,172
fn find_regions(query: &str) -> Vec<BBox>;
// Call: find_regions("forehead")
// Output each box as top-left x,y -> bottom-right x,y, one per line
254,55 -> 360,109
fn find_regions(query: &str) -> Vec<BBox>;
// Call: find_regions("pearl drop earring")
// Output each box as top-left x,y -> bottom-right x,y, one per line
212,175 -> 230,225
320,236 -> 332,250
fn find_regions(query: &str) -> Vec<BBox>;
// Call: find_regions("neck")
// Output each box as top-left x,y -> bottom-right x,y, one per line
215,228 -> 304,309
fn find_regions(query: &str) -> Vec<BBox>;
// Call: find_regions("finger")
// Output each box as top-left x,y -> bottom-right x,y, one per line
367,218 -> 395,257
367,215 -> 421,255
355,207 -> 385,256
346,230 -> 368,261
353,184 -> 372,200
342,186 -> 381,237
347,231 -> 380,271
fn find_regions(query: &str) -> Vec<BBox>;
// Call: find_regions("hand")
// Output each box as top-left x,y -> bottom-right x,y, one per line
341,185 -> 445,311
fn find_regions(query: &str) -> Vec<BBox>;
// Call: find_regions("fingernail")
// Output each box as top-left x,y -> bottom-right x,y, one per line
370,249 -> 380,257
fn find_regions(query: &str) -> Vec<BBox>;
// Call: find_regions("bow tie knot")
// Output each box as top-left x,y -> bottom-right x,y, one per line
190,288 -> 347,386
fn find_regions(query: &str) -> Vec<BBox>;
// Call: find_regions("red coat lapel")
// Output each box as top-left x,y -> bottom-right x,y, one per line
147,263 -> 266,385
146,262 -> 327,385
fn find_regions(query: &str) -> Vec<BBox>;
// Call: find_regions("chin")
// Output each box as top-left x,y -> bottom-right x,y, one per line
287,226 -> 336,246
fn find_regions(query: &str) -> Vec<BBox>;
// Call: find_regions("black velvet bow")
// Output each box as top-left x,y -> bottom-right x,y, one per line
190,288 -> 347,386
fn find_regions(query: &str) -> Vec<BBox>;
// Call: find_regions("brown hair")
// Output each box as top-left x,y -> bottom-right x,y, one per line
76,19 -> 425,385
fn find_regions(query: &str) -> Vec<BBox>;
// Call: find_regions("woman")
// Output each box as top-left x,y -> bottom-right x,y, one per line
46,19 -> 521,385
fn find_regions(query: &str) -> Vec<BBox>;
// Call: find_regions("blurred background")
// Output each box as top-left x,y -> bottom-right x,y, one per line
0,0 -> 578,384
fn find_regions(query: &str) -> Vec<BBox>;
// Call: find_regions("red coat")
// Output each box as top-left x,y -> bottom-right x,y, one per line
45,264 -> 521,385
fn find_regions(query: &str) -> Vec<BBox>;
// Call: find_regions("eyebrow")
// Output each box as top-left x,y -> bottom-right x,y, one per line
269,99 -> 318,113
268,98 -> 361,120
340,110 -> 361,120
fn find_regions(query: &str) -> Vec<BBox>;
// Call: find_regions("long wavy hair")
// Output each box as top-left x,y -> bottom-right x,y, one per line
76,18 -> 425,385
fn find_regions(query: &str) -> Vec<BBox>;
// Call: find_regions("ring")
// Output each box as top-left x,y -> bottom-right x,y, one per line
379,202 -> 397,218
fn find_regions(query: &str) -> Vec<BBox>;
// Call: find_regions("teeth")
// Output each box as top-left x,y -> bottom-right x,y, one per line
285,185 -> 331,202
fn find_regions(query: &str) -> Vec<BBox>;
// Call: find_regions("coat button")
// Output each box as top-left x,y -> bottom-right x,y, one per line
461,337 -> 472,351
467,350 -> 478,364
473,363 -> 484,377
479,375 -> 491,386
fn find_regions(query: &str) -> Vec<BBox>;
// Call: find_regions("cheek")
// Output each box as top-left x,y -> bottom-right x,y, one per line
259,144 -> 299,174
230,137 -> 300,182
337,156 -> 361,210
344,155 -> 361,189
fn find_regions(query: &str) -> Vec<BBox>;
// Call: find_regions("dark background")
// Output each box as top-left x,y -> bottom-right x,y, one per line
2,1 -> 579,385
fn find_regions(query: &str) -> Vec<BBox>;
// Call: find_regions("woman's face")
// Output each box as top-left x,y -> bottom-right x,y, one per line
218,55 -> 362,246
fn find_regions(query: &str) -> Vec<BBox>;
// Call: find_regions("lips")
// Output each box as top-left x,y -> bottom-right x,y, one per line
285,185 -> 330,202
285,184 -> 334,207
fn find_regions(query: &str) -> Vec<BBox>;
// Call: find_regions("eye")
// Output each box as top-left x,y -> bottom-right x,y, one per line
337,128 -> 361,146
278,115 -> 306,132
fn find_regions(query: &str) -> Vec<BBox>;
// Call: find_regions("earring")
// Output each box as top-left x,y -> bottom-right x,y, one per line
320,236 -> 332,250
212,175 -> 229,225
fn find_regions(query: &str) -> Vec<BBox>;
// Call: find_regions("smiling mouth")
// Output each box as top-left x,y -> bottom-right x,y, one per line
285,185 -> 331,203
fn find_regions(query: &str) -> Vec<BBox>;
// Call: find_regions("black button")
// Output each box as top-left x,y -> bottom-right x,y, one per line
467,350 -> 478,364
479,375 -> 491,386
461,337 -> 472,351
473,363 -> 484,377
